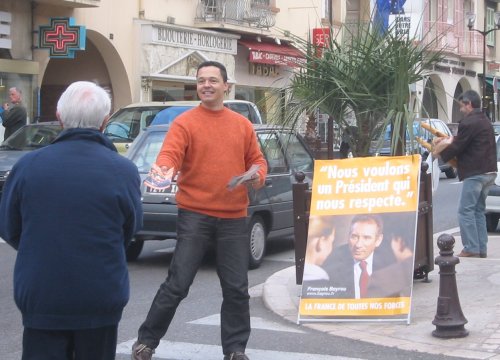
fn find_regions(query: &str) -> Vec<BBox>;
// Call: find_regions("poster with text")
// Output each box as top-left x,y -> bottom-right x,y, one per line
298,155 -> 421,323
371,0 -> 424,40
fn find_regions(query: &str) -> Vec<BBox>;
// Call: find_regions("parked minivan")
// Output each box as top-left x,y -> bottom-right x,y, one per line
124,124 -> 314,269
104,100 -> 263,153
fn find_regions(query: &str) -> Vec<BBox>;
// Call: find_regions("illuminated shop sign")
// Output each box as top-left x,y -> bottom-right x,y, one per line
39,17 -> 86,59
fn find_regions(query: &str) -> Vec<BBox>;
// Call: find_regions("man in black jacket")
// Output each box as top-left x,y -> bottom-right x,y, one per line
433,90 -> 497,258
2,87 -> 27,140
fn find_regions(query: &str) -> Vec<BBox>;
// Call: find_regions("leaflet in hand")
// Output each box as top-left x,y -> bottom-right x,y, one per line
144,164 -> 174,191
227,164 -> 260,190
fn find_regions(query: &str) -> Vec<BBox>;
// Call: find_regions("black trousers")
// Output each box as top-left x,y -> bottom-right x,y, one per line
137,208 -> 250,355
22,325 -> 118,360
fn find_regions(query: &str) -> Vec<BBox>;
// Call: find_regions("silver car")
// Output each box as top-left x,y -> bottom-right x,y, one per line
486,136 -> 500,231
0,122 -> 62,199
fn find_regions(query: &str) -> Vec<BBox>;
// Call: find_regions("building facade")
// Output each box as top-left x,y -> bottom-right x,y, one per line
0,0 -> 329,123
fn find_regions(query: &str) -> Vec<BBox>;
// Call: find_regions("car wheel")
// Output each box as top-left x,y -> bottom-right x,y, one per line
445,167 -> 457,179
248,215 -> 266,270
486,213 -> 500,232
126,238 -> 144,261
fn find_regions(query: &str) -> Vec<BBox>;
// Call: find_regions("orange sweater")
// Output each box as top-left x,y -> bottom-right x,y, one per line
156,105 -> 268,218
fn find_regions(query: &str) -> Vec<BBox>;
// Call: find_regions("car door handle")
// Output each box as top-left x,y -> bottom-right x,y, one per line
265,179 -> 272,186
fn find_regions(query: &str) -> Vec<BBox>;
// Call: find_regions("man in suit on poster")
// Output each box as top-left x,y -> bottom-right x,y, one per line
321,214 -> 388,298
303,213 -> 414,299
321,214 -> 413,299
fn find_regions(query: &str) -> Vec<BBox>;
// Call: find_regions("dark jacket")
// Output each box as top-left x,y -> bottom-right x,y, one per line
0,128 -> 143,330
440,109 -> 497,181
2,103 -> 27,140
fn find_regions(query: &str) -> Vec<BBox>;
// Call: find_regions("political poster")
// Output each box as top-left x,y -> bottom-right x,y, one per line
298,155 -> 421,323
371,0 -> 424,40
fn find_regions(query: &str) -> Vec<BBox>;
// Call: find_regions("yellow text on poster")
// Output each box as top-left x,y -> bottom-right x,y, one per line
299,297 -> 411,317
310,155 -> 421,216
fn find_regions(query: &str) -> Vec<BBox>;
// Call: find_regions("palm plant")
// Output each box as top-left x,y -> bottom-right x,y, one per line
274,17 -> 444,157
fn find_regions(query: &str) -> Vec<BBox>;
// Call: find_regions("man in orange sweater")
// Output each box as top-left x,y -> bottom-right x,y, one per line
132,61 -> 267,360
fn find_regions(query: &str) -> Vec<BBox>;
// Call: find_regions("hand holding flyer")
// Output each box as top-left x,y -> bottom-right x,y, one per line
143,163 -> 174,191
227,164 -> 261,190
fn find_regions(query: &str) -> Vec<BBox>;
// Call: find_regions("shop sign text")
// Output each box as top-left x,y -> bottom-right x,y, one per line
151,25 -> 237,55
249,63 -> 279,77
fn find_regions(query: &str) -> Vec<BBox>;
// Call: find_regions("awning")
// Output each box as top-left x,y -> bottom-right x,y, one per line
238,40 -> 304,67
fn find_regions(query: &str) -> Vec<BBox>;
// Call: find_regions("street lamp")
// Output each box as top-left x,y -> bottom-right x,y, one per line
466,10 -> 500,114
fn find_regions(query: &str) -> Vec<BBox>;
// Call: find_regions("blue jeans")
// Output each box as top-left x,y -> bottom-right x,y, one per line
458,173 -> 496,254
137,208 -> 250,355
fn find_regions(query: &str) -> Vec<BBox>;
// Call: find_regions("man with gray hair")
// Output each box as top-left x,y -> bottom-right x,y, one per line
2,87 -> 27,140
0,81 -> 143,359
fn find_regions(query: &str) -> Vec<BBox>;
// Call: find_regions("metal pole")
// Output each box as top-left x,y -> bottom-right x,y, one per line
483,11 -> 488,112
468,11 -> 500,118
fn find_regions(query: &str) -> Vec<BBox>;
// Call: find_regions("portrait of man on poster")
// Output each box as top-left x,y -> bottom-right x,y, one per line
303,213 -> 414,299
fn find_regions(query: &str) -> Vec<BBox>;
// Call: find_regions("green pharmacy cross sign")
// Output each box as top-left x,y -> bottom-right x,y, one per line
39,17 -> 86,58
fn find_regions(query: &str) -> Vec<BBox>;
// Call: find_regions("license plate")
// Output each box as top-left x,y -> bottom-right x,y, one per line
146,183 -> 178,194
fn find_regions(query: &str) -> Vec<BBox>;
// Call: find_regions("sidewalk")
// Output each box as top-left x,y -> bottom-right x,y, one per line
263,229 -> 500,359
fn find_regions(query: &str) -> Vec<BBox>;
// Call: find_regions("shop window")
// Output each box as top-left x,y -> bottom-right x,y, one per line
152,83 -> 197,101
487,7 -> 496,47
447,0 -> 454,24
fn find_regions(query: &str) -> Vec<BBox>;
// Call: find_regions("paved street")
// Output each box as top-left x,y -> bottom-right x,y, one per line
0,177 -> 470,360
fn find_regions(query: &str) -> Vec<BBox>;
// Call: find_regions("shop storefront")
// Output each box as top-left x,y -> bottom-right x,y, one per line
235,39 -> 304,123
139,23 -> 239,102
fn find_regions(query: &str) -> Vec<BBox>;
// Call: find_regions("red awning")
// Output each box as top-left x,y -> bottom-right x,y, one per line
238,40 -> 304,67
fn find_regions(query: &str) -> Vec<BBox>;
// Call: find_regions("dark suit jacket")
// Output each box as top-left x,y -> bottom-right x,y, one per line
3,103 -> 27,140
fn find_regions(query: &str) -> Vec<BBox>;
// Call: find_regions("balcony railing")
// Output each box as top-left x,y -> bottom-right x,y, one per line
420,21 -> 458,53
421,20 -> 484,59
458,31 -> 487,59
195,0 -> 276,29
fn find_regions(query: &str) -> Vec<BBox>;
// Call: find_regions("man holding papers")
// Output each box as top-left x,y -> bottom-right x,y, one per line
132,61 -> 267,360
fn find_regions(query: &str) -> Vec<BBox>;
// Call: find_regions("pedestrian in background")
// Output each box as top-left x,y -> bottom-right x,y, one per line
433,89 -> 497,258
0,81 -> 143,360
2,87 -> 27,140
132,61 -> 267,360
0,101 -> 7,120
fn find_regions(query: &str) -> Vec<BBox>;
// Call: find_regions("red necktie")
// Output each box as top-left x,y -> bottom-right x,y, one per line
359,260 -> 369,298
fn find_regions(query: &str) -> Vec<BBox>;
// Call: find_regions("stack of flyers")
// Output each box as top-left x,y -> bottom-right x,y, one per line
227,164 -> 261,190
144,164 -> 174,191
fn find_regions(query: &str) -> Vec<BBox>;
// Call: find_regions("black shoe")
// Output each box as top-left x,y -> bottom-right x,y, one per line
224,352 -> 250,360
131,341 -> 154,360
457,250 -> 480,258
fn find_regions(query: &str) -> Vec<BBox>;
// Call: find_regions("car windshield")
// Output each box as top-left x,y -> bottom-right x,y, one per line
104,107 -> 166,141
150,106 -> 193,126
129,130 -> 167,173
0,124 -> 62,150
383,122 -> 424,141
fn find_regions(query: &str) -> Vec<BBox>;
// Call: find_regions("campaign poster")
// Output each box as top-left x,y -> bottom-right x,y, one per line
371,0 -> 424,40
298,155 -> 421,323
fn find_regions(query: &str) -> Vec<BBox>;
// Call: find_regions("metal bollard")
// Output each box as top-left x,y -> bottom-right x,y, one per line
292,171 -> 310,285
432,233 -> 469,338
